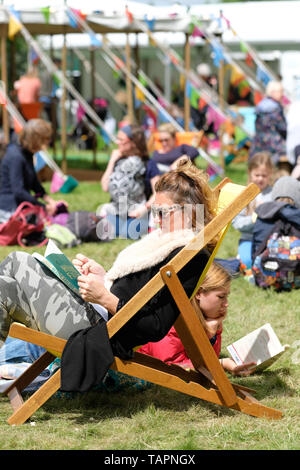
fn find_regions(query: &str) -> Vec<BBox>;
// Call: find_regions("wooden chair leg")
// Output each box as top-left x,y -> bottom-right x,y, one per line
7,369 -> 61,426
4,351 -> 55,397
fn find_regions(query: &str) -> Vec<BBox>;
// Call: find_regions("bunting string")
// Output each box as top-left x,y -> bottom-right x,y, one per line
66,7 -> 183,131
4,6 -> 117,143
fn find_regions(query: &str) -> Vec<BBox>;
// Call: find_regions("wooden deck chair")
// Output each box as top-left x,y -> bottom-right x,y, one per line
3,179 -> 283,425
147,130 -> 204,154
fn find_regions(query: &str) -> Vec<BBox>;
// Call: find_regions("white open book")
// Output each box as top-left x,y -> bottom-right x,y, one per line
227,323 -> 289,371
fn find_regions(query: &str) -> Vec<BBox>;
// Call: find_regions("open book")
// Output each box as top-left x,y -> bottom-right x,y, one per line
227,323 -> 289,371
33,241 -> 109,320
33,240 -> 81,296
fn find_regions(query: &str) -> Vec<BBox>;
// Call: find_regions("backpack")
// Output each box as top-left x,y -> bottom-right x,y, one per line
45,224 -> 79,248
66,211 -> 111,242
252,219 -> 300,290
0,201 -> 47,247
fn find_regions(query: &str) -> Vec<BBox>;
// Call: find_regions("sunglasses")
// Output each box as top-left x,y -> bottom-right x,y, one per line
151,204 -> 182,218
159,137 -> 171,143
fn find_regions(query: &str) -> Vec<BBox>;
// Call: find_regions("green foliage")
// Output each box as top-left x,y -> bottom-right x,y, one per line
0,166 -> 299,450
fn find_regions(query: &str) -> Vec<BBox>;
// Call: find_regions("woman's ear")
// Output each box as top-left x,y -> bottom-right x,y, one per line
195,291 -> 202,302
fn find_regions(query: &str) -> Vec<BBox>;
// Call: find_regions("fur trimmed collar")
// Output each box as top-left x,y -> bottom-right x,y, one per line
105,228 -> 196,285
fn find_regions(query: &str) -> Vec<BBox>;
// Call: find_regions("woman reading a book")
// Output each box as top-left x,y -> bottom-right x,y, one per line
0,159 -> 221,390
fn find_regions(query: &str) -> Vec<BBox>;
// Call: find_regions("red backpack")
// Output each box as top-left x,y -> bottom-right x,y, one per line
0,201 -> 48,247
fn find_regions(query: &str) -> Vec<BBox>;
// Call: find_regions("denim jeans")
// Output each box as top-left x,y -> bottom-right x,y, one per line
0,336 -> 45,365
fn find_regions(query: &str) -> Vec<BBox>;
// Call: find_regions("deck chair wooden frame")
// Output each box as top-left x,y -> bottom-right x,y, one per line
3,180 -> 283,425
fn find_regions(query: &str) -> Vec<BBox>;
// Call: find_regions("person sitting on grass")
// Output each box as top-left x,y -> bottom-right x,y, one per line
232,152 -> 274,271
0,119 -> 67,224
138,262 -> 256,377
100,124 -> 161,238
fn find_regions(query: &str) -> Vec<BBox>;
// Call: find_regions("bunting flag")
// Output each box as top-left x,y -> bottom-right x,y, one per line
89,33 -> 102,48
210,42 -> 226,67
254,90 -> 264,105
0,89 -> 6,106
115,56 -> 126,70
230,66 -> 245,86
40,6 -> 50,24
245,52 -> 254,68
30,47 -> 40,65
185,80 -> 192,99
125,6 -> 134,23
138,74 -> 148,88
112,69 -> 120,79
206,164 -> 218,182
190,87 -> 200,110
234,126 -> 249,147
52,74 -> 61,87
220,11 -> 231,29
8,15 -> 22,40
169,53 -> 180,66
191,24 -> 206,39
12,116 -> 23,134
237,79 -> 251,98
67,10 -> 79,29
135,85 -> 145,103
239,41 -> 248,53
206,107 -> 227,133
144,15 -> 155,32
199,97 -> 207,110
256,66 -> 271,86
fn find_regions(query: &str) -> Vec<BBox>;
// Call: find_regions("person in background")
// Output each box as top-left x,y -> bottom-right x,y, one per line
252,175 -> 300,264
138,262 -> 256,376
0,119 -> 67,223
151,123 -> 199,174
100,124 -> 160,238
13,66 -> 41,107
39,58 -> 61,147
232,152 -> 274,269
249,81 -> 287,167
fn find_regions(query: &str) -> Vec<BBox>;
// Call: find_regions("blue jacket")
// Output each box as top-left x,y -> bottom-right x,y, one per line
252,201 -> 300,261
0,143 -> 46,211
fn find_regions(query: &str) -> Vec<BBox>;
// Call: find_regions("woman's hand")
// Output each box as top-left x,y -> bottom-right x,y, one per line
110,148 -> 123,163
204,317 -> 224,338
72,253 -> 106,279
77,273 -> 119,314
221,358 -> 257,376
128,204 -> 148,218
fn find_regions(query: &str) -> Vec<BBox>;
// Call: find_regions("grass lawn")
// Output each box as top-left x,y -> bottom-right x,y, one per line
0,160 -> 299,451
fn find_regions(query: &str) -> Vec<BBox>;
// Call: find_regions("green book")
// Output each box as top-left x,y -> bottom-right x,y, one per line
33,240 -> 81,296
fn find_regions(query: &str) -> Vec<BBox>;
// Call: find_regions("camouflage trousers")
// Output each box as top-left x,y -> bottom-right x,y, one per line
0,251 -> 100,346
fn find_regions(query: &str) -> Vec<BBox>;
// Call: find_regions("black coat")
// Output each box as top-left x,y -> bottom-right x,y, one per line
0,143 -> 46,211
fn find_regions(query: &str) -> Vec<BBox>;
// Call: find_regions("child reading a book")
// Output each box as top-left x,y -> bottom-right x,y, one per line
232,152 -> 273,269
138,262 -> 257,376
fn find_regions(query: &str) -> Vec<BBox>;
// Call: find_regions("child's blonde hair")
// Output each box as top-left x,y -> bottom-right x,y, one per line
248,152 -> 274,182
191,262 -> 231,333
246,152 -> 274,215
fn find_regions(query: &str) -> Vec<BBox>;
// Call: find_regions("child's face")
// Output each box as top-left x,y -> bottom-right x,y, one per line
196,287 -> 230,321
249,165 -> 272,191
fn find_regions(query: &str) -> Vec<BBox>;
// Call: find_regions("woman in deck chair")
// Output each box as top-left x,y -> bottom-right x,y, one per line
0,159 -> 217,390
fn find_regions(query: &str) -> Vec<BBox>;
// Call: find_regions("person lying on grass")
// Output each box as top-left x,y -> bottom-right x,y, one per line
138,262 -> 257,377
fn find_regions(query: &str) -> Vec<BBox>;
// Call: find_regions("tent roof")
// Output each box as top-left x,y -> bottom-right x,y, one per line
0,5 -> 194,36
